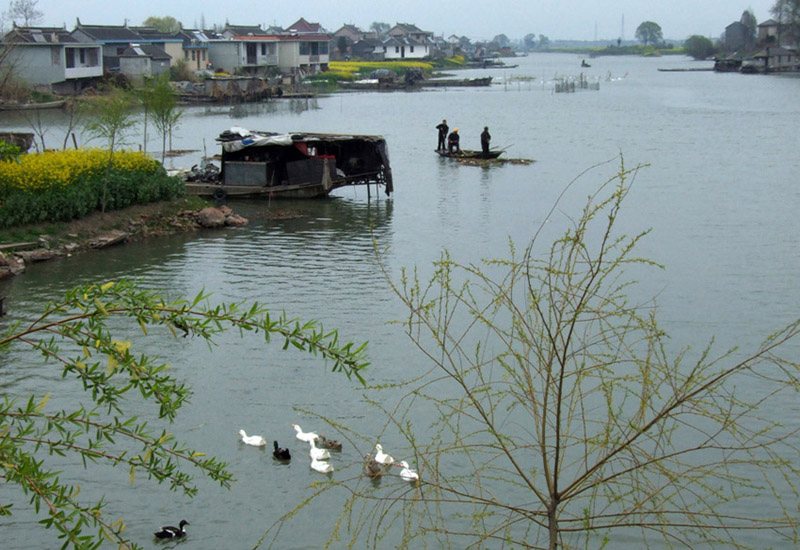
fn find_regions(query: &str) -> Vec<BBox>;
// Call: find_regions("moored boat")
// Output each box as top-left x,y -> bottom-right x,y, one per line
185,128 -> 393,199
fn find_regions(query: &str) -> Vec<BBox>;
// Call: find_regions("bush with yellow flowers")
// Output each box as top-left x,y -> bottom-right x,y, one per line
0,148 -> 184,228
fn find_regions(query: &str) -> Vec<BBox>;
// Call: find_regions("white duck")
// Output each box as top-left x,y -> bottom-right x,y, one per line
238,429 -> 266,447
309,439 -> 331,461
292,424 -> 319,444
397,460 -> 419,482
374,444 -> 394,466
310,455 -> 334,473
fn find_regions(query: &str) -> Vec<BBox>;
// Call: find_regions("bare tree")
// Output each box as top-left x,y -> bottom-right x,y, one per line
5,0 -> 43,26
278,158 -> 800,550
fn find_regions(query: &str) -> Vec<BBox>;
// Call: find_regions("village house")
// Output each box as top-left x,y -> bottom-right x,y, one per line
1,24 -> 103,93
70,19 -> 154,71
275,18 -> 330,76
209,24 -> 277,76
174,28 -> 211,72
130,26 -> 184,67
331,24 -> 376,59
382,23 -> 435,59
118,43 -> 171,86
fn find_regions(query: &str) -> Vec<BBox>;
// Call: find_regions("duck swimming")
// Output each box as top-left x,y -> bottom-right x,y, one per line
292,424 -> 319,444
272,440 -> 291,461
397,460 -> 420,482
310,455 -> 334,473
309,439 -> 331,461
154,519 -> 190,539
318,434 -> 343,451
364,454 -> 382,478
239,429 -> 267,447
374,444 -> 394,465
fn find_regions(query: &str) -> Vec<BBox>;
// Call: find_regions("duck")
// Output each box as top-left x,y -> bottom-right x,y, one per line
154,519 -> 190,539
397,460 -> 420,482
318,434 -> 343,451
364,454 -> 383,478
272,440 -> 291,461
238,429 -> 266,447
310,455 -> 334,473
292,423 -> 319,444
374,444 -> 394,466
309,439 -> 331,461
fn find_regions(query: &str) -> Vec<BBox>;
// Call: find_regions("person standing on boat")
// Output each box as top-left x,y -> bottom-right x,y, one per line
447,128 -> 460,154
480,126 -> 491,158
436,119 -> 449,151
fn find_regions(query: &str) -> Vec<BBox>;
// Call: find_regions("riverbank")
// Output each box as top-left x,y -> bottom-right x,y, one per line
0,197 -> 248,279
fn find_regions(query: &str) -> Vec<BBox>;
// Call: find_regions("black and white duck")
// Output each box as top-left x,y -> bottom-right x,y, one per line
154,519 -> 190,539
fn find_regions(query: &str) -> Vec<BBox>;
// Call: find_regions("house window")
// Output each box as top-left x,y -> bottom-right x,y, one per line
202,50 -> 206,60
64,49 -> 73,68
79,49 -> 86,64
319,42 -> 328,54
395,46 -> 400,53
261,43 -> 266,56
117,47 -> 125,56
185,50 -> 190,59
192,50 -> 196,60
299,42 -> 309,55
410,46 -> 414,53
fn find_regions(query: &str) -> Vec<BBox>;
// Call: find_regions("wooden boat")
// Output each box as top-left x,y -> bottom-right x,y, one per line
436,149 -> 503,160
0,100 -> 66,111
185,129 -> 393,199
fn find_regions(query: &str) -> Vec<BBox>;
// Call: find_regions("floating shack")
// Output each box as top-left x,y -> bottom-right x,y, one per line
185,128 -> 393,199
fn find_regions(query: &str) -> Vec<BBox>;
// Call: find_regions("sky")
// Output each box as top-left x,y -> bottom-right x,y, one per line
11,0 -> 779,41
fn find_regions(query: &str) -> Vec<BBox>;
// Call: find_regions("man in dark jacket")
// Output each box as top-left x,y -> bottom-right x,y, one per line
481,126 -> 491,158
436,119 -> 449,151
447,128 -> 460,154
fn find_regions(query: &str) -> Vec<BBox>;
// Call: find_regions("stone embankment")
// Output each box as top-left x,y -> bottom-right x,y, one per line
0,205 -> 248,280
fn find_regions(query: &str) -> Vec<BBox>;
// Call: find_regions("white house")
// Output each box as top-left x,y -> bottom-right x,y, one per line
2,25 -> 103,93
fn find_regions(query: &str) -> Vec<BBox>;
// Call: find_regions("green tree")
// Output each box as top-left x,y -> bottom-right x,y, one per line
0,280 -> 368,550
493,33 -> 511,48
142,73 -> 182,163
684,34 -> 716,59
771,0 -> 800,48
83,87 -> 137,214
635,21 -> 663,46
289,159 -> 800,550
538,34 -> 550,48
523,33 -> 537,50
369,21 -> 390,40
141,15 -> 181,33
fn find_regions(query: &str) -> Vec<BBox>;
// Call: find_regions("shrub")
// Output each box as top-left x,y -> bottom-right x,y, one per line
0,148 -> 184,227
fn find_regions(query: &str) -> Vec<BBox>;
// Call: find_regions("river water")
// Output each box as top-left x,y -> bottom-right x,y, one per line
2,53 -> 800,549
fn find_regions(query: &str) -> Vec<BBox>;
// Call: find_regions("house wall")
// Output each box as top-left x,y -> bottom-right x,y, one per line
208,41 -> 242,73
3,45 -> 64,85
119,56 -> 150,86
383,43 -> 429,60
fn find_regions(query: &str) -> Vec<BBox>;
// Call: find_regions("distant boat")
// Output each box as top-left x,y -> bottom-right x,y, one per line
0,100 -> 66,111
436,149 -> 503,160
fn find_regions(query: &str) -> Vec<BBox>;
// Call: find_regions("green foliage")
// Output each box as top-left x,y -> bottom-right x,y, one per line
0,279 -> 369,549
84,87 -> 137,214
635,21 -> 663,46
141,15 -> 181,33
0,139 -> 22,163
684,35 -> 716,60
0,165 -> 183,228
292,157 -> 800,550
141,74 -> 182,163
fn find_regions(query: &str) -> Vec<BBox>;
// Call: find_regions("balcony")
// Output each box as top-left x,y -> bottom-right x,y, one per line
65,66 -> 103,80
